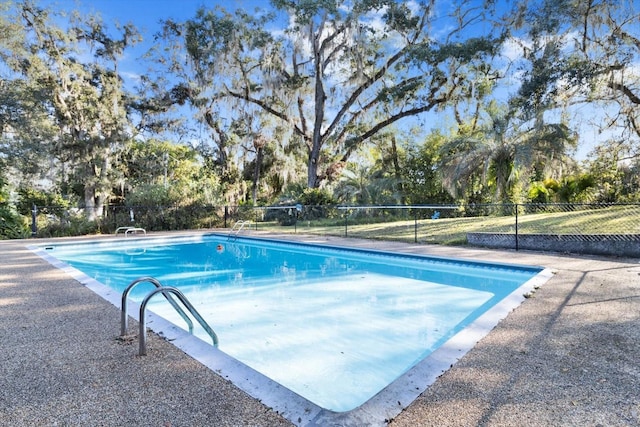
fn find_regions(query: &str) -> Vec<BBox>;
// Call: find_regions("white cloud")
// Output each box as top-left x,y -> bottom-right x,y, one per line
121,70 -> 142,85
501,36 -> 528,62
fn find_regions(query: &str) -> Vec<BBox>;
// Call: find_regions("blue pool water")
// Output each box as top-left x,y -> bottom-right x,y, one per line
42,235 -> 542,413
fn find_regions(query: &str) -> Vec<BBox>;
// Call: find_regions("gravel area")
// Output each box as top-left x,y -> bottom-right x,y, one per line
1,233 -> 639,426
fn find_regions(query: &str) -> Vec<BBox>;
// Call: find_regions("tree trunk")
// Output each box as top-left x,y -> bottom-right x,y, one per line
84,151 -> 110,222
84,184 -> 98,221
307,148 -> 320,188
308,30 -> 326,189
390,137 -> 405,204
252,146 -> 263,204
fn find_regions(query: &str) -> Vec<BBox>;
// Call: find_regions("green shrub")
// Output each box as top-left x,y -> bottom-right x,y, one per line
16,187 -> 73,216
0,172 -> 29,239
298,188 -> 336,206
0,206 -> 28,239
35,210 -> 98,238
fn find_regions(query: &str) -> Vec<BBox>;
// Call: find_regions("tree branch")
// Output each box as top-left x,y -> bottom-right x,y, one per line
224,89 -> 308,141
608,81 -> 640,105
323,45 -> 411,141
339,99 -> 445,163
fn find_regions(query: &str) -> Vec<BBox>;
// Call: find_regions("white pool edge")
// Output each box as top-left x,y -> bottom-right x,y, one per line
29,241 -> 553,427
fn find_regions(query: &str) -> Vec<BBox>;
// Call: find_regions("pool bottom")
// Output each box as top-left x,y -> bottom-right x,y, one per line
31,236 -> 553,426
149,272 -> 495,412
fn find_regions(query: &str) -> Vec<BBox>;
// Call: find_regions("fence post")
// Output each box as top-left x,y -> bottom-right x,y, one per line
344,209 -> 348,237
414,209 -> 418,243
224,206 -> 228,228
515,203 -> 519,251
31,204 -> 37,237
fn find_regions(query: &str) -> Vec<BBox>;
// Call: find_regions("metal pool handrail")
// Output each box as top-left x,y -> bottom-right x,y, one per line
138,286 -> 219,355
115,226 -> 147,236
121,277 -> 193,336
228,220 -> 251,239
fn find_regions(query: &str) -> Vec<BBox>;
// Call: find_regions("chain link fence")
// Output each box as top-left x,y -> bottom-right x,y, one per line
27,202 -> 640,256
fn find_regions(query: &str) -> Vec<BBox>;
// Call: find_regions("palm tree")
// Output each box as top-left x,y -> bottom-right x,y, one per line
439,109 -> 576,203
334,162 -> 401,206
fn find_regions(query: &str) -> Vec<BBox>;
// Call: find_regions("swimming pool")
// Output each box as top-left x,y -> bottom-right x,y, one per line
34,234 -> 550,425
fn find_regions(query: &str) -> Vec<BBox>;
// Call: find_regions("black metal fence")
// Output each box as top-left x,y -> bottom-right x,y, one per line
28,202 -> 640,256
104,204 -> 222,232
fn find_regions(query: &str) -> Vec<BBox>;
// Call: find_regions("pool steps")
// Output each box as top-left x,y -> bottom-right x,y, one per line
120,277 -> 219,355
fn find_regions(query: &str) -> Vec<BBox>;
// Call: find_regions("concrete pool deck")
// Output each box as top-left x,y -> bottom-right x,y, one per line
1,231 -> 639,426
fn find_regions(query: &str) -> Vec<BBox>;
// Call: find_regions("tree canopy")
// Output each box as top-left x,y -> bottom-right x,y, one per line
2,0 -> 141,219
152,0 -> 505,189
1,0 -> 639,234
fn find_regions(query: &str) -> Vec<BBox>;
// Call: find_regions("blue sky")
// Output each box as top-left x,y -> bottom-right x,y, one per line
46,0 -> 271,81
74,0 -> 265,29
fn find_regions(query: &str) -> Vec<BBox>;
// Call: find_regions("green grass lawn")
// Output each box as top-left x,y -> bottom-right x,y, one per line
252,204 -> 640,245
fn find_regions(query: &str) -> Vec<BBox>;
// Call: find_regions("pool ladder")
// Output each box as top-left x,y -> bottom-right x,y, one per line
228,220 -> 251,240
120,277 -> 219,356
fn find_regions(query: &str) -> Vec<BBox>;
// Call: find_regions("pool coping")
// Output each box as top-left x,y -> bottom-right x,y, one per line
29,232 -> 553,426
